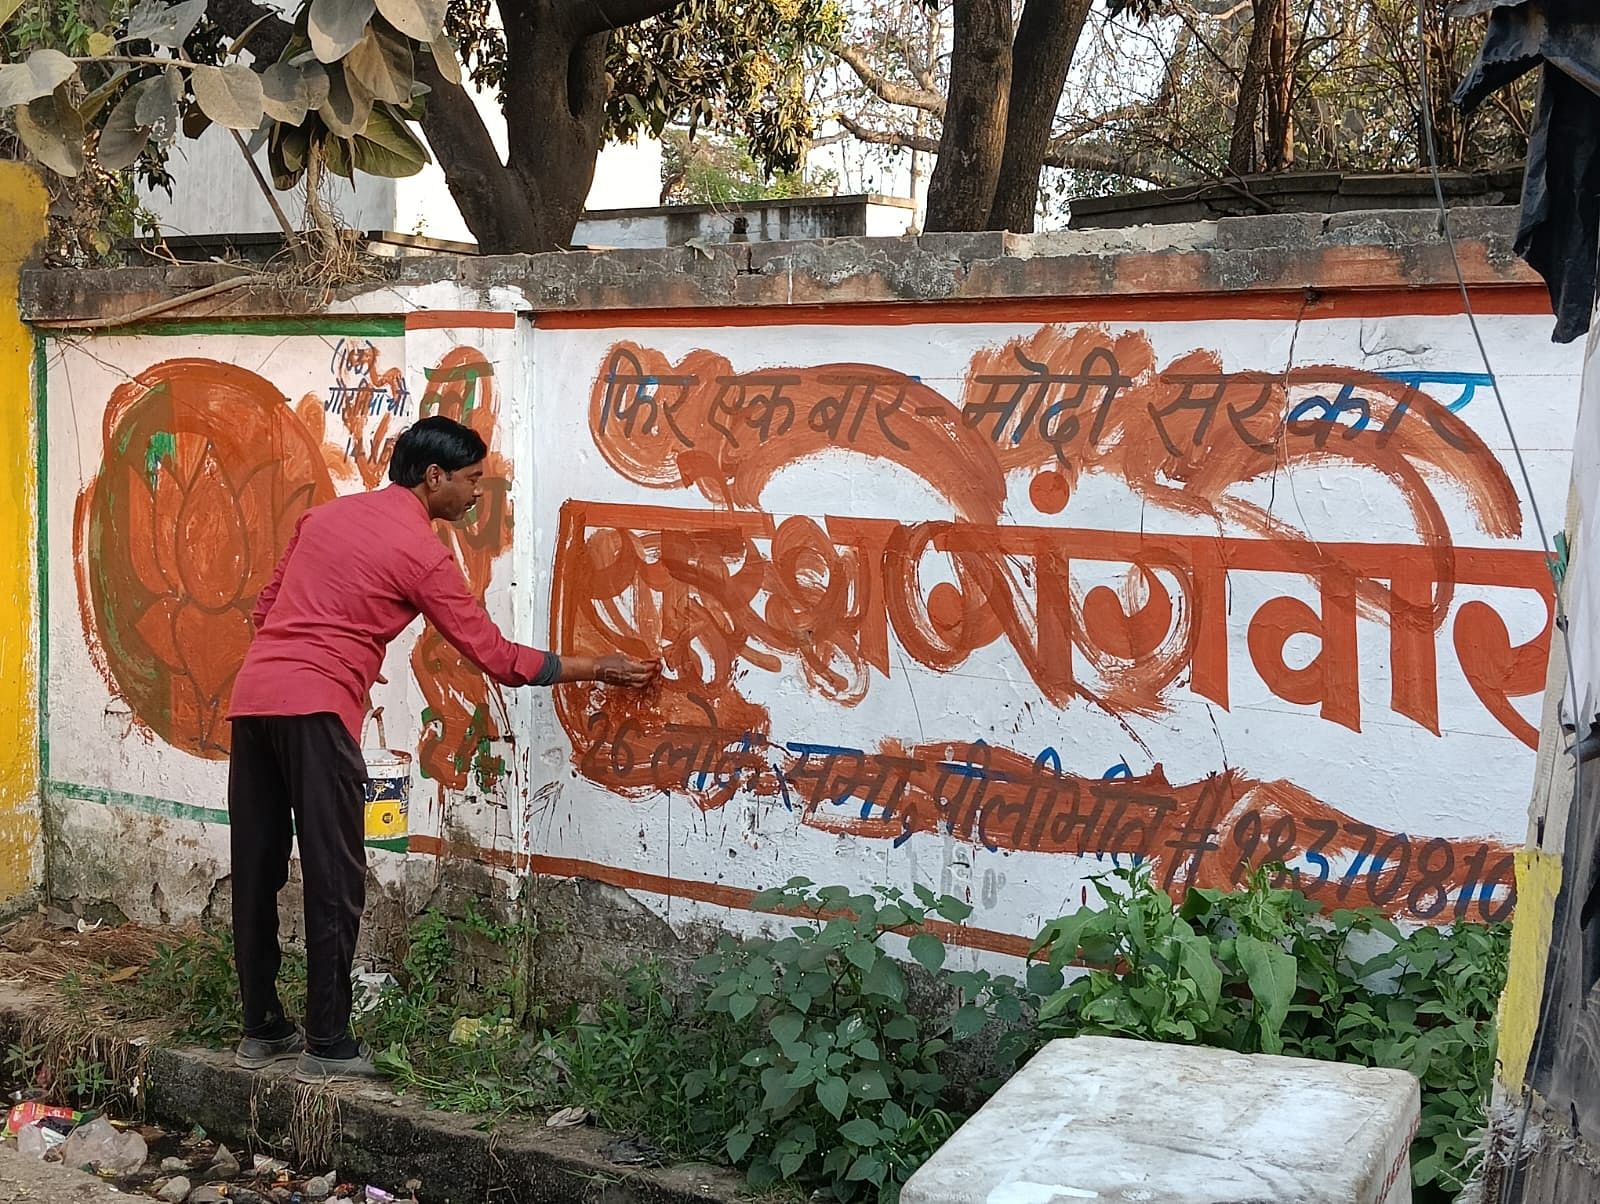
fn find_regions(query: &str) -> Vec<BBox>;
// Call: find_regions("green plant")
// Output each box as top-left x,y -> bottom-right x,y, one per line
1031,866 -> 1509,1203
63,1053 -> 111,1105
124,927 -> 305,1047
694,879 -> 986,1204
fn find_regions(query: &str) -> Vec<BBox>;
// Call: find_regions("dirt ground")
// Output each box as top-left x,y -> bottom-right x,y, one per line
0,1140 -> 132,1203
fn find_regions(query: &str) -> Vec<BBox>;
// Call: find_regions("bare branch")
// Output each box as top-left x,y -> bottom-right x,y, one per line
838,113 -> 938,153
838,113 -> 1186,189
833,44 -> 946,116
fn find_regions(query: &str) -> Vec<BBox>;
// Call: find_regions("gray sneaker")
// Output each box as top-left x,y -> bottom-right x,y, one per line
295,1042 -> 384,1084
234,1027 -> 305,1070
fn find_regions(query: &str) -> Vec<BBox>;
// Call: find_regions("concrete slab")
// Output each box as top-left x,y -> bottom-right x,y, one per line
902,1037 -> 1420,1204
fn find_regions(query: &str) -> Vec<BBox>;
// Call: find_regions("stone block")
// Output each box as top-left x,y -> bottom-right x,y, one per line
902,1037 -> 1419,1204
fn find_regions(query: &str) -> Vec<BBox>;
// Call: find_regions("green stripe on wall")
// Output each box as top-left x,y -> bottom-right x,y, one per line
46,779 -> 410,852
33,335 -> 48,785
102,317 -> 406,338
47,779 -> 228,826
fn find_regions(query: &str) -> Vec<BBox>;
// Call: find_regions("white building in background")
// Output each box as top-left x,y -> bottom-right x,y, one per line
143,72 -> 664,245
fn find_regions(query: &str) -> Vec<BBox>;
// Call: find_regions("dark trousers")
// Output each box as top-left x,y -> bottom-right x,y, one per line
228,714 -> 368,1054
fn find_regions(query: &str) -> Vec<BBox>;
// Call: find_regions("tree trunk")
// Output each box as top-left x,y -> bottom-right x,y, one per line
987,0 -> 1091,233
415,2 -> 610,253
1227,0 -> 1284,177
1263,0 -> 1294,172
924,0 -> 1013,232
212,0 -> 644,254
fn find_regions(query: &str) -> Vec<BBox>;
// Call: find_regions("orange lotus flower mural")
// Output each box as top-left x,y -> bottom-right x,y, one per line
408,347 -> 514,792
75,359 -> 336,759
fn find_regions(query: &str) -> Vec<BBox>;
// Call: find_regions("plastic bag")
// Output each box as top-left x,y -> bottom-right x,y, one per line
60,1115 -> 148,1175
17,1122 -> 67,1159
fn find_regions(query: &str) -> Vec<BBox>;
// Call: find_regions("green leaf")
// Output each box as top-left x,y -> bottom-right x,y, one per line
881,1101 -> 909,1130
123,0 -> 205,48
309,0 -> 377,63
851,1039 -> 880,1061
816,1075 -> 848,1119
844,939 -> 879,972
729,992 -> 758,1022
1176,932 -> 1223,1013
1235,934 -> 1296,1054
0,50 -> 76,109
770,1012 -> 805,1047
952,1003 -> 987,1039
17,90 -> 83,177
849,1067 -> 890,1099
261,62 -> 330,126
847,1154 -> 886,1182
907,932 -> 946,972
838,1118 -> 882,1147
374,0 -> 447,40
1026,962 -> 1065,996
726,1131 -> 754,1163
98,82 -> 155,170
189,64 -> 265,130
320,63 -> 375,138
936,896 -> 974,922
862,957 -> 905,1003
345,24 -> 413,105
883,1014 -> 917,1042
1032,912 -> 1090,963
136,69 -> 183,143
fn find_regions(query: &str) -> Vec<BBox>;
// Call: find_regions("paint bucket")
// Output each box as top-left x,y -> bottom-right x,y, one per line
363,749 -> 411,841
362,707 -> 410,842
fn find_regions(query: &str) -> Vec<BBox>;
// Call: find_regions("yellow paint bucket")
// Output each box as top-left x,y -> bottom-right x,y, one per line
361,708 -> 409,842
363,748 -> 411,841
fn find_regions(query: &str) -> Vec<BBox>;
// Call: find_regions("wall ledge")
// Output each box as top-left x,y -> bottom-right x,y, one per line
20,206 -> 1542,327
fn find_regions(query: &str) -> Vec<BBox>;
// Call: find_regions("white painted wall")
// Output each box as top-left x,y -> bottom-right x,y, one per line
37,292 -> 1586,963
524,310 -> 1579,950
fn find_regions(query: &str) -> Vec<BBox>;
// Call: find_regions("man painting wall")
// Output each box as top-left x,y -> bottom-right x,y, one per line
227,416 -> 658,1081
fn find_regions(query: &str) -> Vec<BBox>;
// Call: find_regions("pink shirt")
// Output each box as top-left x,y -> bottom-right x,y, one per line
229,484 -> 558,742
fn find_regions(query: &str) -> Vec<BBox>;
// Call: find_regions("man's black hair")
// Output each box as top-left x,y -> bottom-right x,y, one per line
388,416 -> 488,487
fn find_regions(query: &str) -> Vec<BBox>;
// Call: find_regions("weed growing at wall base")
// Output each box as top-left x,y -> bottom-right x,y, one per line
376,873 -> 1501,1204
37,874 -> 1506,1204
1030,866 -> 1509,1201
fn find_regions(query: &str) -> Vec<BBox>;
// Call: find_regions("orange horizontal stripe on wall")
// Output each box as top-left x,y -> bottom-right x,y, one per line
405,835 -> 1037,957
532,285 -> 1553,330
404,310 -> 518,330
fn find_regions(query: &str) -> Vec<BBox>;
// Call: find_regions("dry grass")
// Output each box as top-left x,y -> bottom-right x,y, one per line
0,914 -> 197,1110
288,1081 -> 342,1168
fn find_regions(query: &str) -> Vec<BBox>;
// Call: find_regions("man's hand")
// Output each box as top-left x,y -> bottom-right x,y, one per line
594,654 -> 659,688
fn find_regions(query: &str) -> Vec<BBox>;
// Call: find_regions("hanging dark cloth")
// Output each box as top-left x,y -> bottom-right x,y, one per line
1453,0 -> 1600,343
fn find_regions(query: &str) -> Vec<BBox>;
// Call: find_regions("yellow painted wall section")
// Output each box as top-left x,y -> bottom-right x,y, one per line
1498,848 -> 1563,1094
0,163 -> 46,907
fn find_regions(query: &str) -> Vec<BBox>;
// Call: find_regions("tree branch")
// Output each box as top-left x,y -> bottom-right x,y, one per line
564,0 -> 690,38
833,44 -> 946,116
413,53 -> 544,253
838,114 -> 1187,189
